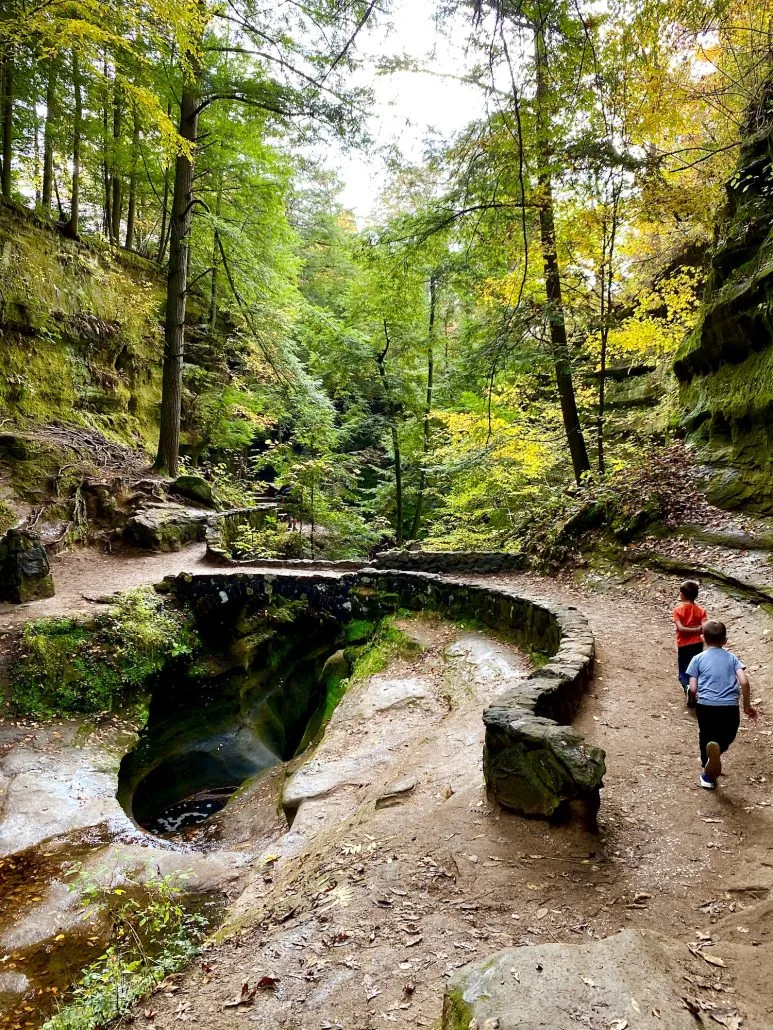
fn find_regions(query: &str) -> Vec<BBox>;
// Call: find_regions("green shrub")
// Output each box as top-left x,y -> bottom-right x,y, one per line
42,868 -> 207,1030
8,589 -> 198,716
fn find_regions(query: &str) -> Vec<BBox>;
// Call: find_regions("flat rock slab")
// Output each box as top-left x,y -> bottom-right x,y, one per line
353,675 -> 429,717
444,930 -> 701,1029
0,733 -> 133,856
282,747 -> 392,816
445,632 -> 529,688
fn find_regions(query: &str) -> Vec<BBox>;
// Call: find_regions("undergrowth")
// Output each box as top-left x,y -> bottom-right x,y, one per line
7,588 -> 198,717
42,868 -> 208,1030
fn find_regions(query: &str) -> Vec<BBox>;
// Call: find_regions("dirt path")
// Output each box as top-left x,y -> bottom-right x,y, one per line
132,568 -> 772,1029
0,543 -> 213,630
1,549 -> 771,1027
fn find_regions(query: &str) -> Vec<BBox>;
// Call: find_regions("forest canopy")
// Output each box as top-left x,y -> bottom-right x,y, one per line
0,0 -> 770,556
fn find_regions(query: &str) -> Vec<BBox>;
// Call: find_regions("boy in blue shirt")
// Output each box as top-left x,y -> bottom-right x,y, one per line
687,620 -> 757,789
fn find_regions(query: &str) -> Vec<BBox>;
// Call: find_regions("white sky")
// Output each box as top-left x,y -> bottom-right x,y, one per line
324,1 -> 487,223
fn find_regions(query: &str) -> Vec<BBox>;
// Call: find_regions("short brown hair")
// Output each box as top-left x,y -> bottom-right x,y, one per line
680,580 -> 700,601
703,620 -> 727,646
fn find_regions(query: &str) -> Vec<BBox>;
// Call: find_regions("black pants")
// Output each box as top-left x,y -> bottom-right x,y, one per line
678,642 -> 703,689
696,704 -> 740,767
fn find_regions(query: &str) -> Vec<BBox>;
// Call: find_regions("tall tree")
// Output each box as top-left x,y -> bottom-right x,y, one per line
154,1 -> 379,475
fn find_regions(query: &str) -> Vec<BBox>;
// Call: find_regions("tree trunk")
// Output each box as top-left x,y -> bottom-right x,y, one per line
102,57 -> 112,235
377,322 -> 403,546
125,102 -> 139,249
42,61 -> 57,211
409,273 -> 437,539
1,48 -> 14,199
63,49 -> 82,239
208,175 -> 223,330
156,93 -> 174,263
154,75 -> 201,476
534,24 -> 590,485
33,118 -> 41,205
110,81 -> 123,243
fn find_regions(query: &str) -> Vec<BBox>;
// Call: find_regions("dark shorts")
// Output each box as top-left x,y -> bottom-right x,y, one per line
696,704 -> 740,768
678,642 -> 703,689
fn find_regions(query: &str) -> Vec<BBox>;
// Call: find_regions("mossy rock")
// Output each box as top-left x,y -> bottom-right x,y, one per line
0,528 -> 55,603
344,619 -> 377,644
172,475 -> 216,508
123,504 -> 209,551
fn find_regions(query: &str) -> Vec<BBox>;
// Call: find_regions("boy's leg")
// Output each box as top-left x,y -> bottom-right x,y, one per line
678,643 -> 702,692
696,704 -> 712,767
717,706 -> 741,754
697,706 -> 740,783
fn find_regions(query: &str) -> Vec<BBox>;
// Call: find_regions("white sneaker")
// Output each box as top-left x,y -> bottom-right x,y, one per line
700,773 -> 716,790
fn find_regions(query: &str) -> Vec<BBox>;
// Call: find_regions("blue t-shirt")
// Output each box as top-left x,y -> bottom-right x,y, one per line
686,648 -> 745,706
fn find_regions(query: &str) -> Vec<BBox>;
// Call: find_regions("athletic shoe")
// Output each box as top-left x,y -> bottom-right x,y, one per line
705,741 -> 722,781
700,773 -> 716,790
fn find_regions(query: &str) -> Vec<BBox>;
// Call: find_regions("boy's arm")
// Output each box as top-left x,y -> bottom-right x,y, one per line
688,675 -> 698,700
737,669 -> 757,719
675,618 -> 703,632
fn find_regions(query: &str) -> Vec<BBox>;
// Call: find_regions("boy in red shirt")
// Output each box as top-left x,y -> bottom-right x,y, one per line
673,580 -> 707,706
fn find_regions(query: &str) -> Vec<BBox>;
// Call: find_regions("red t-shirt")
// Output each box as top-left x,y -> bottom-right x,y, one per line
673,601 -> 707,647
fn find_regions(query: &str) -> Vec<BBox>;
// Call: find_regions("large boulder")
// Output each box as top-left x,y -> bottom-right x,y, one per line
483,709 -> 605,818
123,503 -> 210,552
171,475 -> 216,509
0,528 -> 55,603
443,930 -> 706,1030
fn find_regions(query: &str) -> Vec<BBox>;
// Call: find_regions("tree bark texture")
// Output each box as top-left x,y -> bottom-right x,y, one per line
41,61 -> 57,210
125,102 -> 140,249
1,48 -> 14,198
534,23 -> 590,485
377,322 -> 403,546
155,75 -> 201,475
409,272 -> 437,539
110,81 -> 123,243
63,49 -> 82,239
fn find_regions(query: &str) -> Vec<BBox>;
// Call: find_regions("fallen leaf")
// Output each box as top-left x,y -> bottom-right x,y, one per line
630,998 -> 641,1014
257,975 -> 279,990
702,954 -> 727,968
710,1011 -> 742,1029
609,1020 -> 628,1030
582,977 -> 598,988
223,982 -> 257,1009
688,944 -> 727,968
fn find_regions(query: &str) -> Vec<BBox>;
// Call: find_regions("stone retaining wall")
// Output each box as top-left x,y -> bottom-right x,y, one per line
203,505 -> 277,563
163,569 -> 604,820
204,545 -> 526,576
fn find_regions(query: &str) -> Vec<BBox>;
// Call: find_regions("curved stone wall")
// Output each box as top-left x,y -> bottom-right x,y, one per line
204,544 -> 526,576
162,569 -> 604,819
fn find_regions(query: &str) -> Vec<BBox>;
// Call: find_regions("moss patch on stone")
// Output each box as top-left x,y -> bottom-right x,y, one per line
6,589 -> 198,716
346,618 -> 423,682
